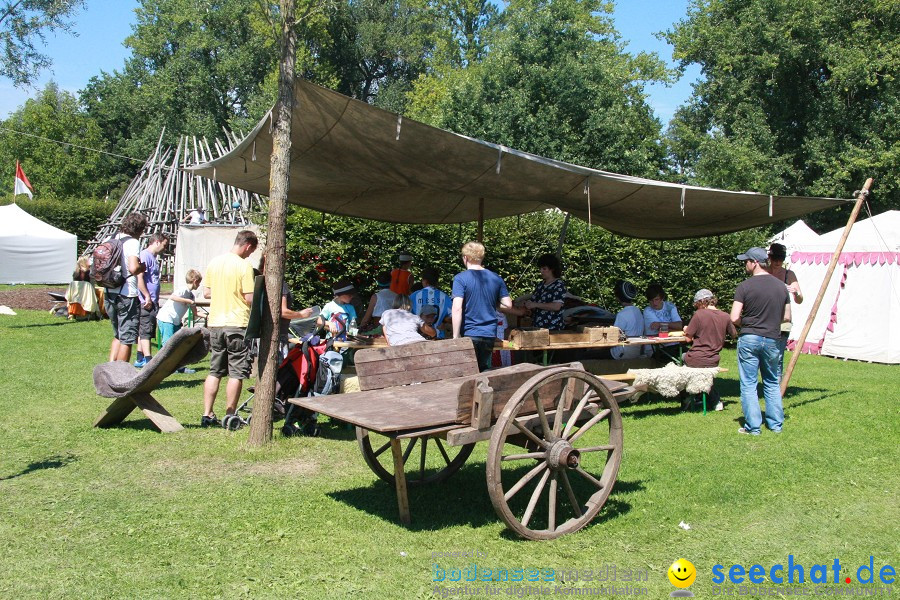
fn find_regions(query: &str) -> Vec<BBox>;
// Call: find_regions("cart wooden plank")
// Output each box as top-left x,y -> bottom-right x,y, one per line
291,362 -> 548,433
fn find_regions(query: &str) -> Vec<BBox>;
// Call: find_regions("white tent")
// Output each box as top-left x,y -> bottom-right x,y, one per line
787,211 -> 900,364
0,203 -> 77,284
768,220 -> 820,254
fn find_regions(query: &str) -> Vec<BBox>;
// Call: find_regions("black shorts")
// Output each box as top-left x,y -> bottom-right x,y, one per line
138,303 -> 159,340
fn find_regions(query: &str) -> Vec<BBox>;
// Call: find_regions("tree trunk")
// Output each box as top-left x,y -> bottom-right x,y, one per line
248,0 -> 297,447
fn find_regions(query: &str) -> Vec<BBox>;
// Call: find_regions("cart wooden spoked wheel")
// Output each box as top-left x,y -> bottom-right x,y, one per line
356,428 -> 475,486
486,368 -> 623,540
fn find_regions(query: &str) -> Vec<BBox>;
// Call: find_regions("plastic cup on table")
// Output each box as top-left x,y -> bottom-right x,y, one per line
658,323 -> 669,338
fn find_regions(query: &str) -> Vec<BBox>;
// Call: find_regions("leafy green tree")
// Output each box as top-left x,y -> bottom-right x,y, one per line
81,0 -> 280,161
0,82 -> 121,198
0,0 -> 84,86
313,0 -> 436,113
408,0 -> 672,178
664,0 -> 900,229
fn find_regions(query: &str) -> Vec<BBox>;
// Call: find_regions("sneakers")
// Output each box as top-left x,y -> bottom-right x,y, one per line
176,367 -> 196,374
133,357 -> 148,368
200,413 -> 220,427
737,427 -> 760,436
714,401 -> 724,412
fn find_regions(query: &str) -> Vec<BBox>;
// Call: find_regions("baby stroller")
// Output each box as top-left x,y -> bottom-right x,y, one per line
236,335 -> 343,436
275,336 -> 344,437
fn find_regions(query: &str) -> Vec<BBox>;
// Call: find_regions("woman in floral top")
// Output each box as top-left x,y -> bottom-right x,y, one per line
524,253 -> 567,330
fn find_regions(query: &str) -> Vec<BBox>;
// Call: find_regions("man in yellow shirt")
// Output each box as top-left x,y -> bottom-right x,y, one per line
201,230 -> 258,427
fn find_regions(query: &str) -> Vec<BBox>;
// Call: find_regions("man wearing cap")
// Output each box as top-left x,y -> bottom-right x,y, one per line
390,253 -> 414,295
730,247 -> 791,435
684,289 -> 736,411
765,243 -> 803,381
610,280 -> 649,360
319,278 -> 359,340
452,241 -> 515,372
409,267 -> 451,338
201,230 -> 258,427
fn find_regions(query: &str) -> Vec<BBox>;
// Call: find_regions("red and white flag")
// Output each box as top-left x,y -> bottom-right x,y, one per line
14,161 -> 33,199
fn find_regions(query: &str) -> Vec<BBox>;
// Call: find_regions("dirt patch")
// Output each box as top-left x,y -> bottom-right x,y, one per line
0,287 -> 66,311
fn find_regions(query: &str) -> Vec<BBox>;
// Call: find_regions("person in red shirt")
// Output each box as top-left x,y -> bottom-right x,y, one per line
683,289 -> 737,411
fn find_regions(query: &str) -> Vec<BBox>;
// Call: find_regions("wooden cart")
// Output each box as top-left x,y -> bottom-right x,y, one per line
290,337 -> 630,540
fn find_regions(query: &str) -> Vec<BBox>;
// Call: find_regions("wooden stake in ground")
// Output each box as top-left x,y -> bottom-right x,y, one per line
248,0 -> 298,447
780,178 -> 873,396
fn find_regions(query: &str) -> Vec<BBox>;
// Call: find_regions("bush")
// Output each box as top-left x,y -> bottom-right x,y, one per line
280,207 -> 769,319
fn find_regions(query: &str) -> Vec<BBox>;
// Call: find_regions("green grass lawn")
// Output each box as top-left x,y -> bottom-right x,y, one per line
0,310 -> 897,599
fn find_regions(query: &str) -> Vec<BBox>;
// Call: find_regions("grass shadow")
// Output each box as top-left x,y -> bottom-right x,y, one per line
328,462 -> 638,535
0,453 -> 77,481
6,321 -> 73,328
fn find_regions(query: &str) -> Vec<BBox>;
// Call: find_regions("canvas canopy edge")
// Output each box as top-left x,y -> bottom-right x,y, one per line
188,79 -> 849,240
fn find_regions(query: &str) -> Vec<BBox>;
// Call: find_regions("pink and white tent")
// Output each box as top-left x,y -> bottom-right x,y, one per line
787,211 -> 900,364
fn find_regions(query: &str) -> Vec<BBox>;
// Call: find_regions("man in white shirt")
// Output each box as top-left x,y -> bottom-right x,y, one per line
105,213 -> 151,362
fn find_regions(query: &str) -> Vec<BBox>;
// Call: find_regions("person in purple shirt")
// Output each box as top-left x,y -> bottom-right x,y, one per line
451,241 -> 515,372
134,232 -> 168,367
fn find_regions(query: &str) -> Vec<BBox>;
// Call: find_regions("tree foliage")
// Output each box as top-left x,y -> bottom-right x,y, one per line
0,83 -> 123,198
80,0 -> 281,161
408,0 -> 673,177
664,0 -> 900,229
0,0 -> 84,86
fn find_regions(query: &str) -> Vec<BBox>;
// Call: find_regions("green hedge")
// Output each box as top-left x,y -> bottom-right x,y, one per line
281,208 -> 769,319
1,196 -> 115,255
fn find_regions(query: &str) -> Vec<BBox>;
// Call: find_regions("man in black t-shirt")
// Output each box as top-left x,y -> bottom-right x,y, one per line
730,247 -> 791,435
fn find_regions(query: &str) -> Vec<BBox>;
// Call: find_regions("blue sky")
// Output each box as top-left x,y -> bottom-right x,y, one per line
0,0 -> 701,125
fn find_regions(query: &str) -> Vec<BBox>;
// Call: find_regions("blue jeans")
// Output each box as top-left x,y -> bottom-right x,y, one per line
775,333 -> 788,382
737,334 -> 784,434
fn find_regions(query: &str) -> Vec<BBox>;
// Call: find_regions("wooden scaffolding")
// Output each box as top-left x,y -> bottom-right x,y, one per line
86,133 -> 267,257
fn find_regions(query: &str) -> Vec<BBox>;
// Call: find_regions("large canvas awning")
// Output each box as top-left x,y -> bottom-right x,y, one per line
189,80 -> 847,240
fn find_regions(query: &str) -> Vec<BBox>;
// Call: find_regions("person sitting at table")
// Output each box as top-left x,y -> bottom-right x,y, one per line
409,267 -> 452,338
683,289 -> 736,411
318,278 -> 359,341
259,255 -> 315,357
611,280 -> 651,360
379,294 -> 436,346
643,283 -> 683,363
521,253 -> 567,330
73,256 -> 91,282
360,271 -> 397,330
643,283 -> 683,336
419,304 -> 440,339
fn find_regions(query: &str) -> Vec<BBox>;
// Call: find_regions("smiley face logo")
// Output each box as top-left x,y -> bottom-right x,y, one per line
668,558 -> 697,588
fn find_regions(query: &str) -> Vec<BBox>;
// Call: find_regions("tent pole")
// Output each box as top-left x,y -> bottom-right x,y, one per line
780,177 -> 873,396
477,198 -> 484,242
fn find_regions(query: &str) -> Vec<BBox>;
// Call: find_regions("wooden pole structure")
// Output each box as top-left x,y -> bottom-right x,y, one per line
780,178 -> 873,395
248,0 -> 298,446
477,197 -> 484,243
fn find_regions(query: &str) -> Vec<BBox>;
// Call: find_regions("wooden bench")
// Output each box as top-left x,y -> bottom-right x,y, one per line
92,327 -> 209,432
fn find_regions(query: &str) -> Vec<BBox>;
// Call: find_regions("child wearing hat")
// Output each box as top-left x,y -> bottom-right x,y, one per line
318,278 -> 359,340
